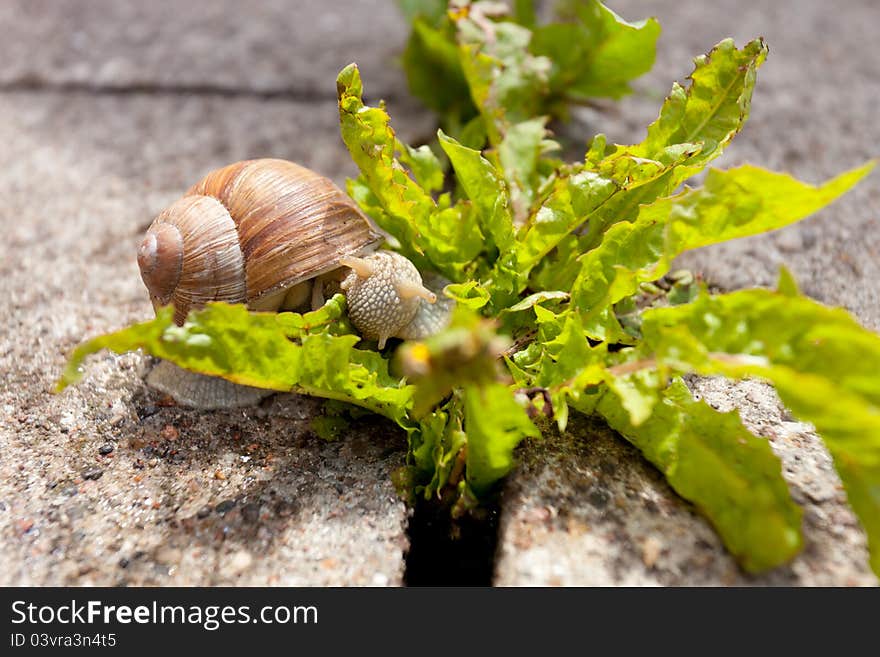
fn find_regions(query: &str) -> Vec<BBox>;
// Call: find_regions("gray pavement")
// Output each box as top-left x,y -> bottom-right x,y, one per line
0,1 -> 415,585
0,0 -> 877,585
0,0 -> 407,98
495,378 -> 875,585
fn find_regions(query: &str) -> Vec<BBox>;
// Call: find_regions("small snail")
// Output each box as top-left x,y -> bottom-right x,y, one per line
137,158 -> 453,408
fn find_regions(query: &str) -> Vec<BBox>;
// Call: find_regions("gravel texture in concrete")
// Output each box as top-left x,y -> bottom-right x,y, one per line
495,379 -> 875,586
0,0 -> 420,584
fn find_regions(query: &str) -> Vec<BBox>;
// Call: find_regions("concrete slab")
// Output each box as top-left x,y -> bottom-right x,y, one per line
0,90 -> 412,585
0,0 -> 408,99
495,380 -> 874,586
497,0 -> 880,585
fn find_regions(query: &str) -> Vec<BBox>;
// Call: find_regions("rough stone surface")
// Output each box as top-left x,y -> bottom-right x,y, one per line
496,0 -> 879,585
495,380 -> 875,586
0,0 -> 418,584
0,377 -> 408,585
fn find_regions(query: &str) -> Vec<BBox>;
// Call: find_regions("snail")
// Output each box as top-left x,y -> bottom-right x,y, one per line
136,158 -> 454,409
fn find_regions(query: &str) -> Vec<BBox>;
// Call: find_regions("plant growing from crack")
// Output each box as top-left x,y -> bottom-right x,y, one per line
58,1 -> 880,576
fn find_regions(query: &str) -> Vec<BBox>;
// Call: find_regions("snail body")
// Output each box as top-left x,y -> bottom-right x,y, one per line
137,159 -> 452,408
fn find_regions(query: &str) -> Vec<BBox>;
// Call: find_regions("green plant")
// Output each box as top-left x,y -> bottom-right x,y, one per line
398,0 -> 659,147
58,1 -> 879,575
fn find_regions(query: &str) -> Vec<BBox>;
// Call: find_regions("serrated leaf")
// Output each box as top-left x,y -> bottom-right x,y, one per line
57,301 -> 415,426
438,129 -> 514,250
454,8 -> 551,146
409,401 -> 468,498
401,15 -> 476,128
603,366 -> 665,427
400,1 -> 658,144
597,379 -> 803,572
638,288 -> 880,575
444,281 -> 490,309
398,141 -> 445,193
274,293 -> 350,335
498,117 -> 558,224
570,162 -> 874,341
534,311 -> 599,386
531,38 -> 769,290
516,167 -> 617,286
638,38 -> 767,163
438,130 -> 520,303
501,290 -> 569,313
505,309 -> 608,430
531,0 -> 660,103
464,382 -> 540,495
336,64 -> 484,280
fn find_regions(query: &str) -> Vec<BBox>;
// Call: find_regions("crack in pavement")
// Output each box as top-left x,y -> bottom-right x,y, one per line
0,77 -> 401,103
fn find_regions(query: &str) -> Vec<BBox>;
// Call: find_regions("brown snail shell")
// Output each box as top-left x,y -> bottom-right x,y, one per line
136,159 -> 454,408
138,158 -> 383,324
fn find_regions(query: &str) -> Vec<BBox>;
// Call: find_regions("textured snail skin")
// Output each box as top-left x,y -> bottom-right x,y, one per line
341,251 -> 445,349
146,360 -> 270,409
395,272 -> 455,340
